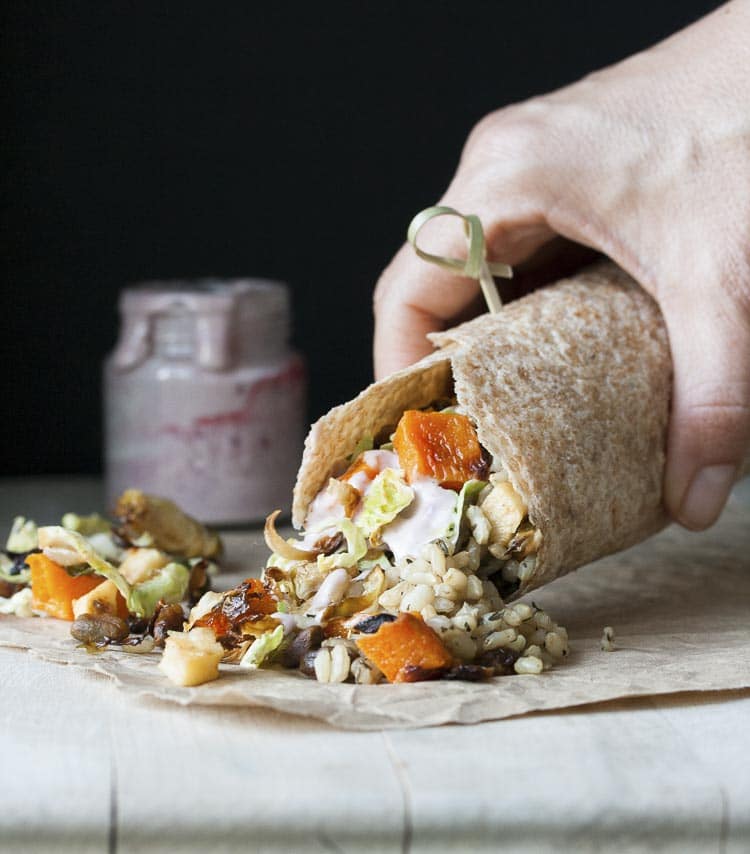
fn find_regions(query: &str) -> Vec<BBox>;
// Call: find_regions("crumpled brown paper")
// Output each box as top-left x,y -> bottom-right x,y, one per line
1,502 -> 748,730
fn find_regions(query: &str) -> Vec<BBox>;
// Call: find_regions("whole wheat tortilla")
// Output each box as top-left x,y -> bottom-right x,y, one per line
293,262 -> 745,598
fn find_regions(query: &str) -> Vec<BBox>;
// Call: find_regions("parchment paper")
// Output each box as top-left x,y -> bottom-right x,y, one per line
1,502 -> 747,730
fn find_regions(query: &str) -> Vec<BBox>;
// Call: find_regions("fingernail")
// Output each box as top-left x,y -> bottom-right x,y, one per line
678,464 -> 737,530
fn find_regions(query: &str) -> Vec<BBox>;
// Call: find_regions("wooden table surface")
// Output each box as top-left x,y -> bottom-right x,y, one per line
1,477 -> 749,854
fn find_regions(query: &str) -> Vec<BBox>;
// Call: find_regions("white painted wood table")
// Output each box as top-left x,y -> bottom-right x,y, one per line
1,478 -> 749,854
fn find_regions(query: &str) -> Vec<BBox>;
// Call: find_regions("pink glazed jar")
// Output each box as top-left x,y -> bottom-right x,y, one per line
104,279 -> 306,524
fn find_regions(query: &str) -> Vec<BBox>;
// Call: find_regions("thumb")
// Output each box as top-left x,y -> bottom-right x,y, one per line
662,288 -> 750,530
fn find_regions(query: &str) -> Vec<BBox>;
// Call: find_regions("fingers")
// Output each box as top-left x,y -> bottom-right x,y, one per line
661,285 -> 750,529
373,107 -> 564,379
372,243 -> 459,379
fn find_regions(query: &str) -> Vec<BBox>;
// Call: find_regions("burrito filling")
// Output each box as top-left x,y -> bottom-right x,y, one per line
1,430 -> 566,687
247,404 -> 565,684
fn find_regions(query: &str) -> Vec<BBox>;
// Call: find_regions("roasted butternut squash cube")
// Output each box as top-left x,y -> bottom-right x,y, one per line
355,612 -> 455,683
27,553 -> 103,621
393,410 -> 486,490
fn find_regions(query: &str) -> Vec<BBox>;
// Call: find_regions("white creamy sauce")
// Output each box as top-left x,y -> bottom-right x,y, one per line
356,450 -> 400,480
302,486 -> 345,541
381,478 -> 457,563
345,470 -> 371,494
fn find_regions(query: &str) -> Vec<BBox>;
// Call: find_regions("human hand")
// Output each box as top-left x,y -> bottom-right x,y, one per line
373,0 -> 750,531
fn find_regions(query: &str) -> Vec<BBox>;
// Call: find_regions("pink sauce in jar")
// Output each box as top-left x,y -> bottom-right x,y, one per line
104,279 -> 306,524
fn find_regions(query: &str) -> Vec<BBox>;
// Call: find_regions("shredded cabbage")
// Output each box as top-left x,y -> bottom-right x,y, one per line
130,562 -> 190,617
356,468 -> 414,539
61,513 -> 111,536
266,553 -> 305,571
39,526 -> 131,598
347,435 -> 374,464
316,519 -> 367,573
0,554 -> 31,586
6,517 -> 38,553
239,624 -> 284,669
356,553 -> 392,575
443,480 -> 486,552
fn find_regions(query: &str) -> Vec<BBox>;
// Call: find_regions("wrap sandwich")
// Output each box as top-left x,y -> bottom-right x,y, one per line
253,262 -> 699,683
292,262 -> 673,593
257,260 -> 749,685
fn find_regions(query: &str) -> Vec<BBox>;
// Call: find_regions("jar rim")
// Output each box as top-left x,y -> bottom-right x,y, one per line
119,278 -> 289,316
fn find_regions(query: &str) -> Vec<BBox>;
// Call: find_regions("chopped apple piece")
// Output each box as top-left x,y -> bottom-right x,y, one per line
72,579 -> 123,619
118,547 -> 170,585
158,627 -> 223,687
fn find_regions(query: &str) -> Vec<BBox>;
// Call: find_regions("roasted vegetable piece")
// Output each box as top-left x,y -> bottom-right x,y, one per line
443,664 -> 494,681
187,560 -> 211,604
352,613 -> 397,634
264,510 -> 318,561
71,613 -> 129,645
278,625 -> 324,668
0,579 -> 17,598
152,603 -> 186,646
476,647 -> 519,676
355,612 -> 455,683
393,410 -> 488,490
26,553 -> 102,621
114,490 -> 222,559
192,578 -> 277,645
299,649 -> 319,678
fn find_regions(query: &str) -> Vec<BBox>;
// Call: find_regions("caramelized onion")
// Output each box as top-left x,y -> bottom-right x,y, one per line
264,510 -> 319,561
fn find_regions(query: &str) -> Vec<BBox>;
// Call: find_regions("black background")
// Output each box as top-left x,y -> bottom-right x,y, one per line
2,0 -> 721,475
